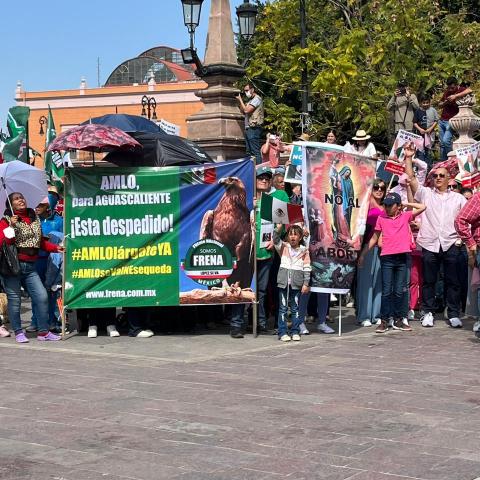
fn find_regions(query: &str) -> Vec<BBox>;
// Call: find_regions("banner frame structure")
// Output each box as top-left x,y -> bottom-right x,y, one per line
301,143 -> 377,296
63,159 -> 256,311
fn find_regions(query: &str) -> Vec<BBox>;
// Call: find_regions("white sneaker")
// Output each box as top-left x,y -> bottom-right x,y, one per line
299,322 -> 309,335
317,323 -> 335,334
473,320 -> 480,332
291,334 -> 301,341
330,294 -> 338,302
346,301 -> 354,307
388,318 -> 400,330
408,309 -> 415,321
449,317 -> 463,328
372,318 -> 382,325
421,312 -> 434,327
280,334 -> 291,342
106,325 -> 120,337
136,330 -> 154,338
87,326 -> 97,338
360,320 -> 372,327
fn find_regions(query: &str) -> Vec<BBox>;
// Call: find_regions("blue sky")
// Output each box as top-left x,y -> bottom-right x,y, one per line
0,0 -> 236,130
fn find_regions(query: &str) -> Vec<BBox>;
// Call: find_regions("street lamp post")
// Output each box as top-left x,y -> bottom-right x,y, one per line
299,0 -> 310,133
181,0 -> 259,161
180,0 -> 258,76
38,115 -> 48,135
140,95 -> 157,120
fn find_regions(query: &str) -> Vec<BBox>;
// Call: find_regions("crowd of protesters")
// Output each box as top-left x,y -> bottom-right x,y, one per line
234,77 -> 480,343
0,77 -> 478,344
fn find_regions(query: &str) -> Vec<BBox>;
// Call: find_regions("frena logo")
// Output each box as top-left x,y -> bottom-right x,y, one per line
274,208 -> 285,217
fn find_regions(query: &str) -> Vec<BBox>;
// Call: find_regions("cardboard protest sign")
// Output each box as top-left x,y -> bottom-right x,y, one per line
456,141 -> 480,188
285,164 -> 302,184
386,130 -> 424,175
64,159 -> 255,308
289,143 -> 303,166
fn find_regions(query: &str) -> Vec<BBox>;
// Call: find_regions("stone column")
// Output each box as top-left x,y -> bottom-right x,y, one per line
450,94 -> 480,150
186,0 -> 246,161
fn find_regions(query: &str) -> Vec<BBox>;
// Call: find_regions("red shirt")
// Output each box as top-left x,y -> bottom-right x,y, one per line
0,210 -> 59,262
455,192 -> 480,249
440,86 -> 466,120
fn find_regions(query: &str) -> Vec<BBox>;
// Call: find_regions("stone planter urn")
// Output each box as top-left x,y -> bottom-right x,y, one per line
451,94 -> 480,150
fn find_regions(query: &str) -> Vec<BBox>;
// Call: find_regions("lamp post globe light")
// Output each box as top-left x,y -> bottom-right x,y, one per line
181,0 -> 204,35
182,0 -> 259,161
180,0 -> 258,75
236,1 -> 258,41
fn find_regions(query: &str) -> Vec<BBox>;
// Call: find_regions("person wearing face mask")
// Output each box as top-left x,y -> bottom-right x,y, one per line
405,143 -> 467,328
438,77 -> 472,160
236,83 -> 264,164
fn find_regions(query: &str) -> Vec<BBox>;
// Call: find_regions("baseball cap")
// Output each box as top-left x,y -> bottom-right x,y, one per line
256,166 -> 273,178
383,192 -> 402,206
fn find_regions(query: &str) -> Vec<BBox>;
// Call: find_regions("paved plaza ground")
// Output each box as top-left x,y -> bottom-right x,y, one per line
0,308 -> 480,480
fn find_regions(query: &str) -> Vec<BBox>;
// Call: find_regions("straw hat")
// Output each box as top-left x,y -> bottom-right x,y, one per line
297,133 -> 311,142
352,129 -> 371,141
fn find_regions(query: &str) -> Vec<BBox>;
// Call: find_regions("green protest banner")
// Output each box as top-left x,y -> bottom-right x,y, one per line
64,167 -> 180,308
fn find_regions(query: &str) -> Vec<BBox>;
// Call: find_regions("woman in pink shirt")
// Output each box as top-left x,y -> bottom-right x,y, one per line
358,192 -> 425,333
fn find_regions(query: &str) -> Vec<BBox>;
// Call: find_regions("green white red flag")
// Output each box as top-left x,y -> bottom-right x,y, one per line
5,106 -> 30,163
260,193 -> 304,224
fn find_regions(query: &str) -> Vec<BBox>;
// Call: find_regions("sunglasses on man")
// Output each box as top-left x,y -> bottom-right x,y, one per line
432,173 -> 446,179
447,183 -> 459,190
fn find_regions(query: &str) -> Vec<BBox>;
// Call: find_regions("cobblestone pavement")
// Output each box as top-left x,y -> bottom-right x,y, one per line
0,309 -> 480,480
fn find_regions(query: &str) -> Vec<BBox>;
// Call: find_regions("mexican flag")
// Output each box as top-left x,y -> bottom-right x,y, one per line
6,106 -> 30,163
260,193 -> 304,224
181,166 -> 216,185
44,106 -> 65,193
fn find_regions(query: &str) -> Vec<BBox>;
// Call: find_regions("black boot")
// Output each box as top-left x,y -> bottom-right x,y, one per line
230,329 -> 244,339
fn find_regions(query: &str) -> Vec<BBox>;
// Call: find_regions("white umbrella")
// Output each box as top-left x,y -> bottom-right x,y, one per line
0,161 -> 48,212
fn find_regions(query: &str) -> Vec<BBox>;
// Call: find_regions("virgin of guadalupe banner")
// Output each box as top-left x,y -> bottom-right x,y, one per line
302,146 -> 376,293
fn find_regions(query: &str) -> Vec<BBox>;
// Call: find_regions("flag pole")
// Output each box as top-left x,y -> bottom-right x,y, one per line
338,294 -> 342,337
253,158 -> 258,338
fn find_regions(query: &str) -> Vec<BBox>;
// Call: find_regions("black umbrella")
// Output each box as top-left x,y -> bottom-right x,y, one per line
104,131 -> 212,167
81,114 -> 160,133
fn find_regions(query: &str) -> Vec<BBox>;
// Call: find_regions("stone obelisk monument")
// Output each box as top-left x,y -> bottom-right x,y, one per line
186,0 -> 246,161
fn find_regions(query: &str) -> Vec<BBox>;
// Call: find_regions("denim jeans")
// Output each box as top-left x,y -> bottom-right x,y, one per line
278,287 -> 301,336
231,258 -> 272,329
355,246 -> 382,322
438,119 -> 453,161
2,261 -> 50,333
422,245 -> 462,318
245,126 -> 263,164
380,253 -> 409,320
298,292 -> 330,325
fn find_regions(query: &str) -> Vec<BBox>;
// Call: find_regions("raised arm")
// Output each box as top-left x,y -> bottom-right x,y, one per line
403,142 -> 419,195
403,201 -> 426,218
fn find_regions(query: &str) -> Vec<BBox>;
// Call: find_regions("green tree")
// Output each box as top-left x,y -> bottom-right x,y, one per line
246,0 -> 480,150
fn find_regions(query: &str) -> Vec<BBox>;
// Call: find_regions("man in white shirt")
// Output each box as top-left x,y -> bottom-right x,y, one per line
405,143 -> 467,328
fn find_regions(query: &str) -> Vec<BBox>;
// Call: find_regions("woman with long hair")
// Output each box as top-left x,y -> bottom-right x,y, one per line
0,192 -> 62,343
355,178 -> 386,326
